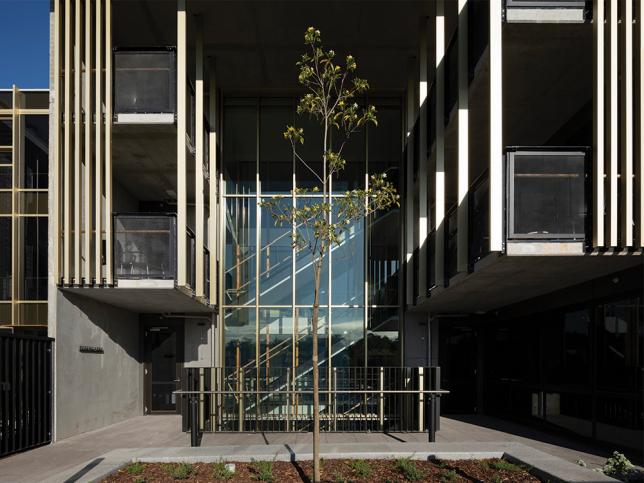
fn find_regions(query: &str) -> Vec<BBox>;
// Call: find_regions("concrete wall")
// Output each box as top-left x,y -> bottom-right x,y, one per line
54,291 -> 142,440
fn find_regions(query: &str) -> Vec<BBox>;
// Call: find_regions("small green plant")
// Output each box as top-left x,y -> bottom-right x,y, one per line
333,471 -> 348,483
126,462 -> 144,476
348,459 -> 373,478
133,477 -> 146,483
488,459 -> 522,472
491,475 -> 502,483
440,468 -> 458,481
394,458 -> 425,482
161,462 -> 193,480
598,451 -> 635,480
576,459 -> 587,467
212,461 -> 234,481
251,459 -> 274,482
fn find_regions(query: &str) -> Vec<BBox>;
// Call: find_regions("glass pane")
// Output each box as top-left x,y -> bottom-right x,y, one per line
260,99 -> 293,194
20,217 -> 47,300
0,151 -> 10,165
294,197 -> 328,305
224,307 -> 256,370
368,105 -> 402,192
0,192 -> 11,214
23,115 -> 49,189
259,308 -> 293,370
294,307 -> 328,374
0,217 -> 10,300
19,192 -> 47,214
368,208 -> 400,305
0,92 -> 11,109
223,100 -> 256,194
0,303 -> 10,324
332,127 -> 365,193
23,92 -> 49,110
367,307 -> 400,367
146,327 -> 177,411
332,208 -> 364,305
0,166 -> 10,188
294,114 -> 323,191
17,302 -> 47,325
330,307 -> 364,368
512,152 -> 586,237
260,197 -> 292,305
0,119 -> 11,147
224,197 -> 257,306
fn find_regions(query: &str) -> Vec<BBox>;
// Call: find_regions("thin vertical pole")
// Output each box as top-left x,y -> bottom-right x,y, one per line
63,0 -> 71,284
104,0 -> 112,284
176,0 -> 187,286
608,0 -> 618,247
623,0 -> 633,246
435,0 -> 445,286
593,0 -> 605,247
74,0 -> 81,284
53,0 -> 62,284
489,0 -> 503,252
95,0 -> 103,282
418,366 -> 424,431
457,0 -> 469,273
83,0 -> 92,284
195,15 -> 205,297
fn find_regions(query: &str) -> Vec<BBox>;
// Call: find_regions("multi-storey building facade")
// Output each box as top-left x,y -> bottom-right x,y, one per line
46,0 -> 642,451
0,87 -> 49,334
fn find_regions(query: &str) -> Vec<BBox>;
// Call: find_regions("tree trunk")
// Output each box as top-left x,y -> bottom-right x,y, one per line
311,262 -> 322,483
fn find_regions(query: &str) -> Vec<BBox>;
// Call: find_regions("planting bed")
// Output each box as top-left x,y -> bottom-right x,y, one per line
102,457 -> 542,482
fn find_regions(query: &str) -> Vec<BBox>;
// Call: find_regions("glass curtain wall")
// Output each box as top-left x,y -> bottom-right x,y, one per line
0,89 -> 49,329
221,97 -> 402,377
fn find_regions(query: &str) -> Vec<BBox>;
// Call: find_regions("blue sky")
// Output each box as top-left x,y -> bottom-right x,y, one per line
0,0 -> 50,89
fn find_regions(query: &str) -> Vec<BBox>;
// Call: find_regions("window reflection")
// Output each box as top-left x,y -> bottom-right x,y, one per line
331,307 -> 364,368
331,207 -> 364,305
224,197 -> 256,305
260,198 -> 292,305
224,308 -> 256,370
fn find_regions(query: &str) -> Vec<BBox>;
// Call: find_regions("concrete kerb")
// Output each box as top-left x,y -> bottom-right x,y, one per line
49,442 -> 620,483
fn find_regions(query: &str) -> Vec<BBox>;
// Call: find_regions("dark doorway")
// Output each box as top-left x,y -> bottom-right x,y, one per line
143,320 -> 184,414
439,324 -> 478,414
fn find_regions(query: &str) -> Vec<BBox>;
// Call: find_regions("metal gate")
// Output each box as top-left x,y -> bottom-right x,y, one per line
0,333 -> 53,458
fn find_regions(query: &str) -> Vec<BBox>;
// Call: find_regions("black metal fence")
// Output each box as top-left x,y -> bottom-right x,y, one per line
180,367 -> 445,441
0,333 -> 53,458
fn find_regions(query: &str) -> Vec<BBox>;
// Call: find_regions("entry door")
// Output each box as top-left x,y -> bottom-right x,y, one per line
440,325 -> 478,414
144,326 -> 181,413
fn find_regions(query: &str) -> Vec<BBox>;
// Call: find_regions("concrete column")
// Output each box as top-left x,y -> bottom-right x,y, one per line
592,0 -> 605,247
435,0 -> 445,287
195,15 -> 205,297
640,0 -> 644,247
489,0 -> 503,252
418,18 -> 429,298
177,0 -> 187,287
456,0 -> 469,273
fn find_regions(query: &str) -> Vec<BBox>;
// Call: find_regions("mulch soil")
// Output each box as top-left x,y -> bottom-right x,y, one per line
102,458 -> 542,482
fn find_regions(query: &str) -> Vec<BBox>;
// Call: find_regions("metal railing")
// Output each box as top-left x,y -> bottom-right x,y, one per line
0,333 -> 53,457
178,367 -> 446,445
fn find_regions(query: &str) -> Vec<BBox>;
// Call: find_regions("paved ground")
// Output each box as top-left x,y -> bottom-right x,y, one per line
0,414 -> 636,482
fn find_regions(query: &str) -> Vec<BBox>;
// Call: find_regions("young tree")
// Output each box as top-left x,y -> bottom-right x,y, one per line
261,27 -> 399,482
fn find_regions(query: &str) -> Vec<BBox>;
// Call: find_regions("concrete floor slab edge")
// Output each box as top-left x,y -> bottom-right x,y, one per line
49,442 -> 619,483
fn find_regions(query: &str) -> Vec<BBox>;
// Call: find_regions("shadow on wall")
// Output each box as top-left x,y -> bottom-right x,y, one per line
55,291 -> 143,440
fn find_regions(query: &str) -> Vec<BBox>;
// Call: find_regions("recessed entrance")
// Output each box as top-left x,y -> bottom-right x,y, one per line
143,319 -> 184,414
